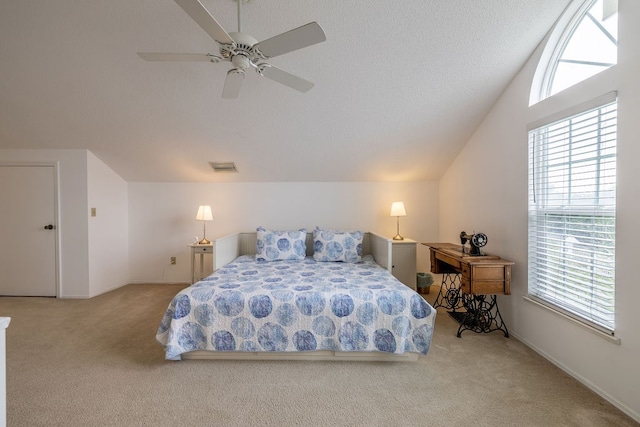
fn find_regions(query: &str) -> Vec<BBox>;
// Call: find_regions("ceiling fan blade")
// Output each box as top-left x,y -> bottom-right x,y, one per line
174,0 -> 234,45
222,70 -> 244,99
256,22 -> 326,58
137,52 -> 220,62
260,65 -> 314,93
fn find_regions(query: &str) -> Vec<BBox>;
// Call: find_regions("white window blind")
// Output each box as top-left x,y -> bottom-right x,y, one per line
528,97 -> 617,333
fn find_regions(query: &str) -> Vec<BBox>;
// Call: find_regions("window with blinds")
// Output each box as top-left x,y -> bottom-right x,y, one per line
528,94 -> 617,333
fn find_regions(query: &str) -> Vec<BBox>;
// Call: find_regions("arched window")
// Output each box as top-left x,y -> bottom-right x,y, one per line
531,0 -> 618,104
527,0 -> 619,336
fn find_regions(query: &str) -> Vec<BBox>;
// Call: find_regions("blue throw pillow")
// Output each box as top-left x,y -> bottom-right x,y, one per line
312,227 -> 364,263
256,227 -> 307,261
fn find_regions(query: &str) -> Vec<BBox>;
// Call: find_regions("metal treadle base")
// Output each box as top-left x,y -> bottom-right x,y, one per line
448,311 -> 471,324
432,273 -> 464,310
434,272 -> 510,338
447,293 -> 509,338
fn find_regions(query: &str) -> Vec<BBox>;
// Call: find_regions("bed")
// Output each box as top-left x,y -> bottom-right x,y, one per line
157,229 -> 436,361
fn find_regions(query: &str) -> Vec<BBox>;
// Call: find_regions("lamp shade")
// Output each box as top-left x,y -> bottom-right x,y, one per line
390,201 -> 407,217
195,205 -> 213,221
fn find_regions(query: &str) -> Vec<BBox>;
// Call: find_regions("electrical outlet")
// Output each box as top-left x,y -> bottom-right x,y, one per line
170,257 -> 176,265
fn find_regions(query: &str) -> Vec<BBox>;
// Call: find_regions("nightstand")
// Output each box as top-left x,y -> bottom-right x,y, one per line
391,238 -> 417,290
188,244 -> 214,284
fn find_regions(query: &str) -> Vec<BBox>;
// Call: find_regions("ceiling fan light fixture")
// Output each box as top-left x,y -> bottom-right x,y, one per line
209,162 -> 239,173
230,54 -> 250,70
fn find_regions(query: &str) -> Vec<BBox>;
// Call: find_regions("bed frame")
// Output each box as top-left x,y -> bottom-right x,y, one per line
210,231 -> 393,272
181,231 -> 419,362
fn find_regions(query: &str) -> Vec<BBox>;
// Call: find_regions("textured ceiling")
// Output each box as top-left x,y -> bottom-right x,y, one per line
0,0 -> 570,182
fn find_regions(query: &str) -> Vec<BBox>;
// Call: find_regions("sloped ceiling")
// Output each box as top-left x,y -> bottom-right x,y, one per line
0,0 -> 570,182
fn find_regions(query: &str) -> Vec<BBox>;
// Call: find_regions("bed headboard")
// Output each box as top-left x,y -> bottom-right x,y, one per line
211,231 -> 393,273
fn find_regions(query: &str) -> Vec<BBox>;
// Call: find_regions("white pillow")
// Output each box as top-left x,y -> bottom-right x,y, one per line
312,227 -> 364,263
256,227 -> 307,261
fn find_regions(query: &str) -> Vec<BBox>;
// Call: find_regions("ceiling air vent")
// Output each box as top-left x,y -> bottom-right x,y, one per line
209,162 -> 238,173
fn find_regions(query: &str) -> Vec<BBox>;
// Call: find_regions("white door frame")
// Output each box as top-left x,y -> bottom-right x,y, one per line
0,161 -> 61,297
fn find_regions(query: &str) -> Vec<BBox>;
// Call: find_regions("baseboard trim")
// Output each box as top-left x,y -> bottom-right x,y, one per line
510,330 -> 640,424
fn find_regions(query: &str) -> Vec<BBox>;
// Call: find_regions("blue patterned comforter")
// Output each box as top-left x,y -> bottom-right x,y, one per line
157,255 -> 436,360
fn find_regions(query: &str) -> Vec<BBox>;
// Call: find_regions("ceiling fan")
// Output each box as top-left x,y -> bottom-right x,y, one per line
138,0 -> 326,99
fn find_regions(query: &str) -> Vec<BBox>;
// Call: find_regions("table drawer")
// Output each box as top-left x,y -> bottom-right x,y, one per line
193,245 -> 212,254
473,266 -> 506,281
470,281 -> 507,295
461,265 -> 508,295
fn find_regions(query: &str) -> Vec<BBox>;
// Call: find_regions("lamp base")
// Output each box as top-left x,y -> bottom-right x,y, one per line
198,238 -> 211,245
392,234 -> 404,241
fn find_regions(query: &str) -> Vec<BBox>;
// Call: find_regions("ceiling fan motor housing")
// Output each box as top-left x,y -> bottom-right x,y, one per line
224,32 -> 261,73
225,33 -> 259,57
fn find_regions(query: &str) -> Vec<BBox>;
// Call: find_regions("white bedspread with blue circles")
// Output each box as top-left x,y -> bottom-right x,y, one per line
157,255 -> 436,360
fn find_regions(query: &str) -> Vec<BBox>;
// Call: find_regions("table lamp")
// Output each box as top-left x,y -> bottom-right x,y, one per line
195,205 -> 213,244
390,201 -> 407,241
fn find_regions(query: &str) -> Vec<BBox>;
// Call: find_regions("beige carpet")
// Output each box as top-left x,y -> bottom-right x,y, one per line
0,284 -> 636,427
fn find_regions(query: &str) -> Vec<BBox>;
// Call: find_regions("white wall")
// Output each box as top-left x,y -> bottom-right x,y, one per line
439,0 -> 640,421
87,151 -> 129,297
0,149 -> 130,298
0,149 -> 90,297
128,181 -> 439,283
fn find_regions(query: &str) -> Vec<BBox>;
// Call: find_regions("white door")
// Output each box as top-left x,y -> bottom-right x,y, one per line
0,165 -> 57,296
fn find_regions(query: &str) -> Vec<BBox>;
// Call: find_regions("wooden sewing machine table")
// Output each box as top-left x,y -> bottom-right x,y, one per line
423,242 -> 514,338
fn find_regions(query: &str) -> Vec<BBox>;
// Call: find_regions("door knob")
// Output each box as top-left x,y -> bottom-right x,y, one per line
44,224 -> 56,230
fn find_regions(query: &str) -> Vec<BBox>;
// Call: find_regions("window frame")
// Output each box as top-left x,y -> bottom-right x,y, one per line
527,93 -> 617,334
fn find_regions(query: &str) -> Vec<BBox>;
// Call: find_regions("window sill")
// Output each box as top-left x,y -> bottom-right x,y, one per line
523,296 -> 621,345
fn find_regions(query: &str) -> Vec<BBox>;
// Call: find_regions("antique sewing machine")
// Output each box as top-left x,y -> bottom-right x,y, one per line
424,231 -> 513,338
459,231 -> 488,256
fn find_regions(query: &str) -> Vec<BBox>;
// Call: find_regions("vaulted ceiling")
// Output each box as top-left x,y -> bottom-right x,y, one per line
0,0 -> 570,182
